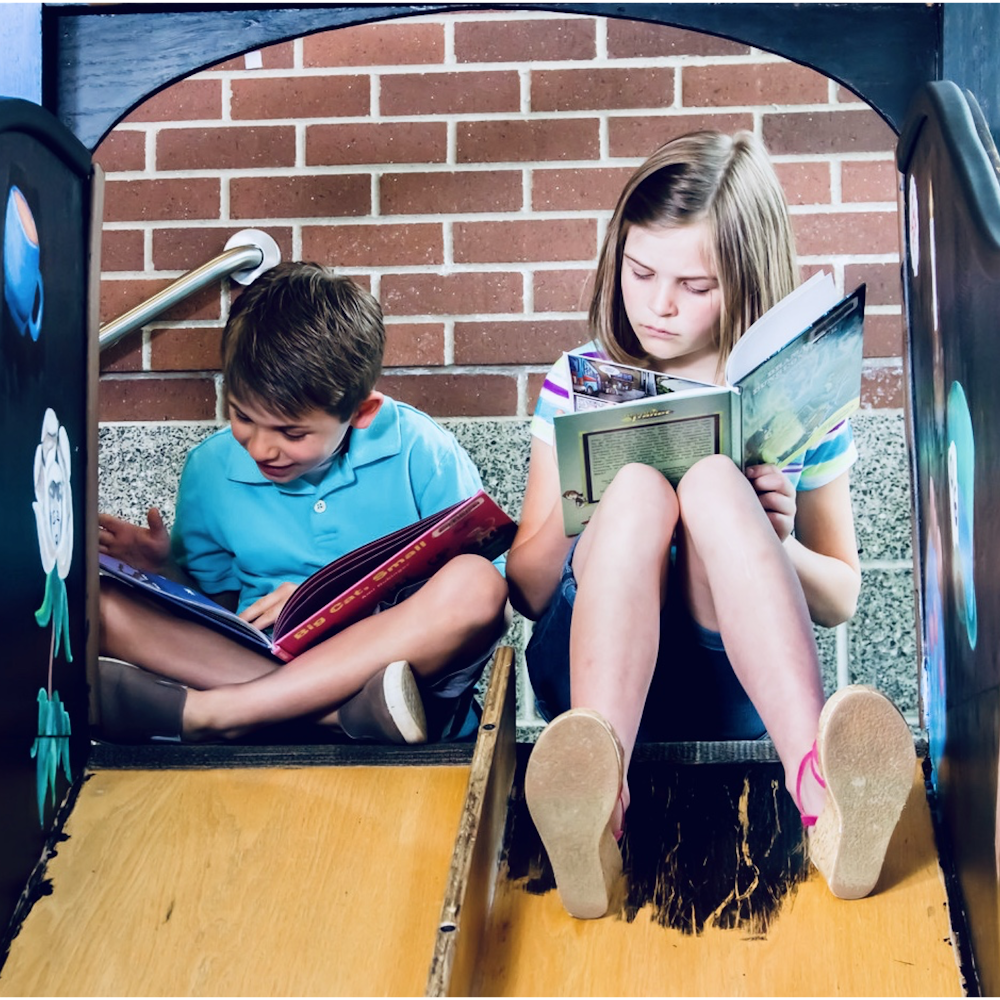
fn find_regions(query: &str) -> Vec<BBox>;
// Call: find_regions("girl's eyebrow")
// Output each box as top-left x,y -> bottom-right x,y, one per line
623,252 -> 718,283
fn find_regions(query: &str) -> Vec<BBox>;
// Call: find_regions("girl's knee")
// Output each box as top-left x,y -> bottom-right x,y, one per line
677,454 -> 747,510
603,462 -> 679,517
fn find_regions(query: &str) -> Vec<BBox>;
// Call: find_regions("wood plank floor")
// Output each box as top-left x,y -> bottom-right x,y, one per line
476,760 -> 963,997
0,766 -> 470,997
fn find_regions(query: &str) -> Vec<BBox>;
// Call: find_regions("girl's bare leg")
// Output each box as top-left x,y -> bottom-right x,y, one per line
675,455 -> 826,816
184,554 -> 508,740
569,463 -> 678,819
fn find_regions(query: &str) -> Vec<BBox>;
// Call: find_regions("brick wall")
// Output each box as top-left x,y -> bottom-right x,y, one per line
94,11 -> 903,423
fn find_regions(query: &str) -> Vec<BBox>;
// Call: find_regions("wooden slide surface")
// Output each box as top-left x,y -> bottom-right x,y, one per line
0,765 -> 469,997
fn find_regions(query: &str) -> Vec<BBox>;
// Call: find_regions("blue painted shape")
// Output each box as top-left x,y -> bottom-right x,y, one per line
0,4 -> 41,105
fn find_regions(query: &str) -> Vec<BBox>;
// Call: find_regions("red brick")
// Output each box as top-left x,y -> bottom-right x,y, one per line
773,161 -> 832,206
863,313 -> 904,357
307,122 -> 448,166
455,18 -> 595,62
157,126 -> 294,171
763,109 -> 896,155
301,223 -> 443,267
104,178 -> 221,222
800,262 -> 834,284
152,227 -> 294,272
861,364 -> 903,409
231,76 -> 370,120
304,22 -> 444,66
683,62 -> 828,108
607,20 -> 751,58
455,319 -> 590,364
845,262 -> 902,307
458,119 -> 599,163
376,373 -> 518,417
122,79 -> 222,123
93,130 -> 146,173
792,211 -> 899,256
381,272 -> 523,316
382,71 -> 520,116
533,268 -> 594,313
380,171 -> 522,216
527,371 -> 549,410
609,113 -> 754,158
842,159 -> 900,203
383,323 -> 445,367
454,219 -> 597,264
99,334 -> 143,373
532,167 -> 634,212
532,67 -> 674,112
100,279 -> 222,326
98,376 -> 217,421
230,175 -> 371,220
209,41 -> 294,72
149,327 -> 224,371
101,230 -> 144,272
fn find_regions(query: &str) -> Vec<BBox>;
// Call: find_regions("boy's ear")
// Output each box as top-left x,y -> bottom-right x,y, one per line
349,391 -> 384,429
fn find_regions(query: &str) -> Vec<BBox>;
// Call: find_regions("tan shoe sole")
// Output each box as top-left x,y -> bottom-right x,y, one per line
810,685 -> 916,899
524,708 -> 624,919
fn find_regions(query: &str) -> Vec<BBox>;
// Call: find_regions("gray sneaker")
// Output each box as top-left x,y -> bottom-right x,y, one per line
338,660 -> 428,745
96,656 -> 187,743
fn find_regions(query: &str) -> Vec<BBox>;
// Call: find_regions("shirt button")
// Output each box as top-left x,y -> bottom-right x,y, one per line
313,500 -> 327,513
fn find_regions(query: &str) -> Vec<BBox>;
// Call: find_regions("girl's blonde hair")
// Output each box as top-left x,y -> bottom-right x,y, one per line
591,131 -> 798,376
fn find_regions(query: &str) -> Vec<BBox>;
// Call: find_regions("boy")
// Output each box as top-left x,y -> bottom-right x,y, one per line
98,262 -> 509,744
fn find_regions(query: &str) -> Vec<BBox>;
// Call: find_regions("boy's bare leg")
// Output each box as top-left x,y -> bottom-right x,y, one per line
100,577 -> 279,687
675,455 -> 826,816
183,554 -> 508,740
568,462 -> 678,821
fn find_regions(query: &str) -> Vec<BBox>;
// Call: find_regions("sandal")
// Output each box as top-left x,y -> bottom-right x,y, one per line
96,656 -> 188,744
524,708 -> 624,919
795,740 -> 826,826
807,685 -> 915,899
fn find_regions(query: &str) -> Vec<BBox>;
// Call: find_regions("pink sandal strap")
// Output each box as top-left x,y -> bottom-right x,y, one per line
612,792 -> 626,843
795,740 -> 827,827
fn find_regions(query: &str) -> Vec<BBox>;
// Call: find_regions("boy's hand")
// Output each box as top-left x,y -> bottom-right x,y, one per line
98,508 -> 171,573
239,582 -> 298,630
745,465 -> 796,543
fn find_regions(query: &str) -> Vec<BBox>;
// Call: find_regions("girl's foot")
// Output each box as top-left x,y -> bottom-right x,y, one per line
805,685 -> 916,899
524,708 -> 624,919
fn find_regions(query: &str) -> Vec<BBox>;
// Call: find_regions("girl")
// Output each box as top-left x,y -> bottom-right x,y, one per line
506,131 -> 915,919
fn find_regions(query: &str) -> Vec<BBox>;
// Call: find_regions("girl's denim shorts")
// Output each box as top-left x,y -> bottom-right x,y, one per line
525,542 -> 766,742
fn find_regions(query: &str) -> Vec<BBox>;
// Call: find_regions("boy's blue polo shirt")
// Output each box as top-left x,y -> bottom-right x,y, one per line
172,396 -> 486,614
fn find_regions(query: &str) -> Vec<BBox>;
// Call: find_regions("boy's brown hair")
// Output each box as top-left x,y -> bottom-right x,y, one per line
222,262 -> 385,421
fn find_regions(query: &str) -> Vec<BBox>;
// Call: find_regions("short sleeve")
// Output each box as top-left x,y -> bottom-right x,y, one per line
171,444 -> 240,595
787,418 -> 858,492
530,342 -> 604,446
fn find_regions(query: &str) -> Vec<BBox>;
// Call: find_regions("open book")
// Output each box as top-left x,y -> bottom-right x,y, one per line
99,490 -> 516,661
554,273 -> 866,535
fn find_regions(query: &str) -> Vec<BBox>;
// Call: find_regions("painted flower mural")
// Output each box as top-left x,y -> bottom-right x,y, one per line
30,408 -> 73,822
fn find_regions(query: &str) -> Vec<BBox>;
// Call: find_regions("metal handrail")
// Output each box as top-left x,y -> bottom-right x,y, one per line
98,230 -> 280,352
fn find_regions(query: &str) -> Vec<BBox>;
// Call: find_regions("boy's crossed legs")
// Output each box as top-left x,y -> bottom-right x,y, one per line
99,553 -> 509,743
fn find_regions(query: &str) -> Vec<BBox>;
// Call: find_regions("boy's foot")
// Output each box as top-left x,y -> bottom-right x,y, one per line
524,708 -> 624,919
808,684 -> 916,899
338,660 -> 428,745
96,656 -> 187,744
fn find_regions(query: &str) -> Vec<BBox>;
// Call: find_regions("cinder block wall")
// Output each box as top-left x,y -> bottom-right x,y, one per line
93,10 -> 916,731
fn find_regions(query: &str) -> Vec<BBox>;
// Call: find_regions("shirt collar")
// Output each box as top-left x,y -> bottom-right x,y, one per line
225,396 -> 403,495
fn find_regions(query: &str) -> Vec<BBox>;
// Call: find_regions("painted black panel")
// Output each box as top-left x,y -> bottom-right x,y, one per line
0,97 -> 93,956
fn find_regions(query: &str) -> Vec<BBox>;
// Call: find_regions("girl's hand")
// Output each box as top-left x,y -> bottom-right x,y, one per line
746,464 -> 796,542
239,582 -> 298,629
98,508 -> 171,572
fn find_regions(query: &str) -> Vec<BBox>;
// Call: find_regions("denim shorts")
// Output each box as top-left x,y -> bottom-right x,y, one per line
525,543 -> 766,742
374,579 -> 491,742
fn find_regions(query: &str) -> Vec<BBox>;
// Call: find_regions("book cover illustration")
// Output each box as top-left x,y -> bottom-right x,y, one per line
553,276 -> 866,536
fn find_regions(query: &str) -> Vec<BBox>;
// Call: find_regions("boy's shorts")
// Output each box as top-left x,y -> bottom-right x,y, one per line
525,542 -> 766,742
374,580 -> 494,742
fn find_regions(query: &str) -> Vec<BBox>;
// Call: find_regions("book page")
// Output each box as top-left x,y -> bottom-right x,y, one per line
582,415 -> 722,499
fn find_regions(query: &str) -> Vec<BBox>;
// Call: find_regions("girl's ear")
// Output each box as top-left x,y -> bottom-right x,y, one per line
349,391 -> 384,429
